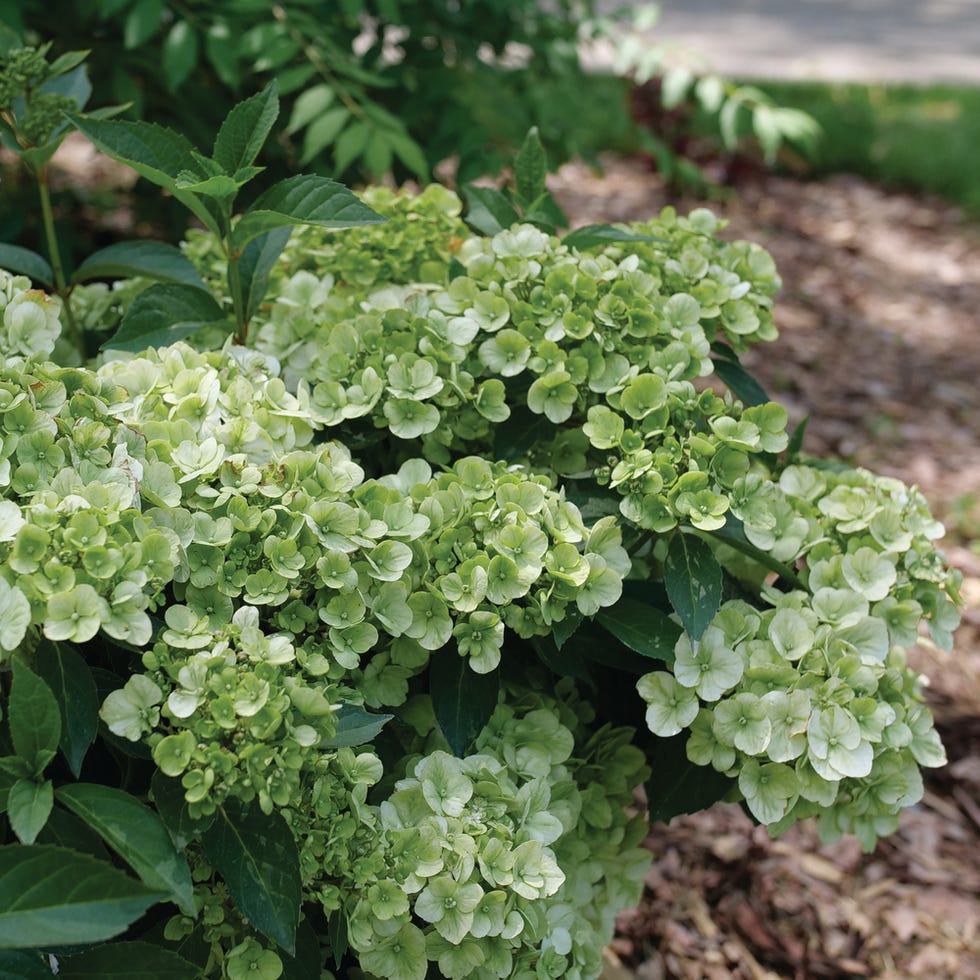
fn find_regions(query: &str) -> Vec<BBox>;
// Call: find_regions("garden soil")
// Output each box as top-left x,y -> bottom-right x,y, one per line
549,156 -> 980,980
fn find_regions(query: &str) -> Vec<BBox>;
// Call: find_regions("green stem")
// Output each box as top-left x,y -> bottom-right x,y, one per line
37,169 -> 81,350
227,254 -> 247,344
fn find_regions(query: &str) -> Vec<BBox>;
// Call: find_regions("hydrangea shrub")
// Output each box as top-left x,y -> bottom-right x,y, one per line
0,186 -> 960,978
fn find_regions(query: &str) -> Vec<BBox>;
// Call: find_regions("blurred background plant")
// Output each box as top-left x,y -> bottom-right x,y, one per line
0,2 -> 820,228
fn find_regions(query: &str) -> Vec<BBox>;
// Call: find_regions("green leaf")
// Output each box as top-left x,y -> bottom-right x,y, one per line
205,23 -> 239,88
213,81 -> 279,175
150,771 -> 213,853
57,941 -> 199,979
7,779 -> 53,844
48,51 -> 92,78
33,641 -> 98,778
752,104 -> 781,163
286,83 -> 335,134
124,0 -> 163,49
299,107 -> 350,165
202,801 -> 301,954
0,950 -> 54,979
514,126 -> 547,210
645,733 -> 733,823
562,224 -> 664,251
332,120 -> 369,174
596,596 -> 682,662
462,185 -> 519,237
66,114 -> 196,189
552,608 -> 583,650
0,844 -> 164,948
0,244 -> 53,286
233,174 -> 384,249
664,533 -> 723,643
387,130 -> 428,181
66,114 -> 218,233
532,634 -> 593,683
162,20 -> 199,94
711,348 -> 769,406
9,658 -> 61,776
661,65 -> 694,109
35,806 -> 111,861
58,783 -> 195,915
104,283 -> 229,352
786,415 -> 808,460
429,655 -> 499,757
238,226 -> 291,323
279,917 -> 322,980
172,173 -> 240,198
320,705 -> 393,749
72,241 -> 207,290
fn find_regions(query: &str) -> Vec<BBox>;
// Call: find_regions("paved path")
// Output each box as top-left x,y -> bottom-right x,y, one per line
587,0 -> 980,84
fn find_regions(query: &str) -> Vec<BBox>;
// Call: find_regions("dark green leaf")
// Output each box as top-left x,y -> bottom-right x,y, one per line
161,20 -> 198,93
66,114 -> 217,233
202,801 -> 301,954
514,127 -> 547,209
664,534 -> 723,643
151,771 -> 213,852
531,635 -> 593,683
124,0 -> 163,49
213,81 -> 279,175
786,415 -> 809,460
564,488 -> 622,522
326,909 -> 348,971
72,240 -> 206,289
7,779 -> 53,844
233,175 -> 384,249
0,950 -> 54,979
462,184 -> 519,237
58,784 -> 195,915
429,655 -> 499,757
711,350 -> 769,406
66,114 -> 195,188
0,844 -> 164,948
238,226 -> 291,323
562,224 -> 665,251
0,768 -> 14,814
279,916 -> 322,980
552,608 -> 583,650
35,806 -> 110,861
103,283 -> 229,352
0,244 -> 53,286
33,640 -> 99,777
597,596 -> 683,661
9,658 -> 61,776
566,624 -> 654,676
57,941 -> 199,979
320,705 -> 394,749
492,404 -> 552,462
645,733 -> 734,823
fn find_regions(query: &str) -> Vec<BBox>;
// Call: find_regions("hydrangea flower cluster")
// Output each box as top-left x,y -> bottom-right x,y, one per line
0,185 -> 961,979
244,206 -> 788,542
280,688 -> 650,980
638,462 -> 959,850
